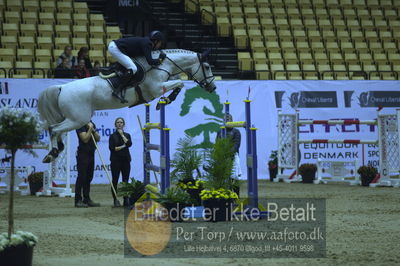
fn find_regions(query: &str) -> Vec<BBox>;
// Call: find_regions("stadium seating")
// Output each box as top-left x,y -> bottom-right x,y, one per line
188,0 -> 400,80
0,0 -> 399,79
0,0 -> 121,78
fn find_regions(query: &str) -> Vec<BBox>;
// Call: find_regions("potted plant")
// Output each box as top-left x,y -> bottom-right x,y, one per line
27,172 -> 43,196
202,137 -> 238,222
0,106 -> 41,265
176,179 -> 205,206
117,178 -> 146,207
299,163 -> 317,183
200,188 -> 239,222
171,134 -> 203,205
357,165 -> 378,186
154,187 -> 195,222
0,231 -> 38,265
268,150 -> 278,181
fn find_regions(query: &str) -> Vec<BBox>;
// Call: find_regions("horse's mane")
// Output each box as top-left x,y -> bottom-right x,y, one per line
132,49 -> 197,69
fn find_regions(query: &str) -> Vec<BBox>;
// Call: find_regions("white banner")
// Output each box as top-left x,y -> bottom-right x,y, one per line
1,79 -> 399,184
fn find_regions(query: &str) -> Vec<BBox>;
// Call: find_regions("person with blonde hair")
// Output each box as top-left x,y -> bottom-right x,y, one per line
108,117 -> 132,207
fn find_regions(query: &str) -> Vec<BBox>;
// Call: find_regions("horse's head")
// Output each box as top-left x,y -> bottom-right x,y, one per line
191,49 -> 216,93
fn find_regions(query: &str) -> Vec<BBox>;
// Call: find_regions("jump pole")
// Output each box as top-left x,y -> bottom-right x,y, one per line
223,99 -> 264,213
277,109 -> 400,187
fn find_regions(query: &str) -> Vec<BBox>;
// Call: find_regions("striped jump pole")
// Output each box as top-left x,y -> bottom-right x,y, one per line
298,119 -> 377,125
298,139 -> 378,144
143,104 -> 151,187
143,101 -> 170,194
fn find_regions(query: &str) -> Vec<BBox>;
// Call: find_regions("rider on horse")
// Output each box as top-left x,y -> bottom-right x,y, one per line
107,31 -> 167,102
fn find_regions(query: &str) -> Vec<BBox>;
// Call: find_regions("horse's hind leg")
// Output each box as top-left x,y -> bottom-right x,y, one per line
52,118 -> 85,150
42,118 -> 85,163
57,135 -> 64,152
42,131 -> 61,163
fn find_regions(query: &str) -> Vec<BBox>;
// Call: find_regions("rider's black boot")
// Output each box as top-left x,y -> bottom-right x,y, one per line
112,69 -> 134,103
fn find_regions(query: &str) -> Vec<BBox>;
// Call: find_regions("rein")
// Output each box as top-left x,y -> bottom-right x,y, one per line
152,53 -> 215,88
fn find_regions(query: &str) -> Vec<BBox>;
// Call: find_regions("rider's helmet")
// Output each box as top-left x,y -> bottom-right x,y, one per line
149,31 -> 164,43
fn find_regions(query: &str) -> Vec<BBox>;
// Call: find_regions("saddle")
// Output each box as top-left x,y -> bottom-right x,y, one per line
99,62 -> 144,91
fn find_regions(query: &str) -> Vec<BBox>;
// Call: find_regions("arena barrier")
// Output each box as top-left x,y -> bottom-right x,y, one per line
276,110 -> 400,187
315,159 -> 359,185
222,99 -> 266,213
0,132 -> 74,196
143,101 -> 170,194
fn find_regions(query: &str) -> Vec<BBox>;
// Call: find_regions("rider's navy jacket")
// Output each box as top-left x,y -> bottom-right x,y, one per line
113,37 -> 161,66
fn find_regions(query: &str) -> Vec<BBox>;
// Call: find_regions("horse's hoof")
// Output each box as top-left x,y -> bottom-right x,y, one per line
57,142 -> 64,152
42,155 -> 53,163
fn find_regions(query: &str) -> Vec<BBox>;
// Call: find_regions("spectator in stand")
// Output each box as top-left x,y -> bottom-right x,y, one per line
94,60 -> 101,68
74,59 -> 91,79
56,45 -> 77,68
54,57 -> 74,78
91,60 -> 102,76
77,47 -> 93,69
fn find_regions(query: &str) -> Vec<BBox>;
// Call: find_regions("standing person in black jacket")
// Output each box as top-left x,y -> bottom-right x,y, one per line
75,121 -> 101,208
109,117 -> 132,207
107,31 -> 166,102
216,114 -> 242,179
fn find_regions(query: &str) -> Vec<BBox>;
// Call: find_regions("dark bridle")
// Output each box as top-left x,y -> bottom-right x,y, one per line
159,50 -> 216,93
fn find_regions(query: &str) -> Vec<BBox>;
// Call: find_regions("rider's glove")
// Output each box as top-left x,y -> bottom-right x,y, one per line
159,52 -> 166,63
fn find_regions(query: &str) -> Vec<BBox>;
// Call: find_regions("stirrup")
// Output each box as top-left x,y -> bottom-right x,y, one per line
112,90 -> 128,103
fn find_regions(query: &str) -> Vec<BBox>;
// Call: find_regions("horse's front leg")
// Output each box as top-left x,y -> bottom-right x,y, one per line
156,80 -> 185,110
161,79 -> 184,92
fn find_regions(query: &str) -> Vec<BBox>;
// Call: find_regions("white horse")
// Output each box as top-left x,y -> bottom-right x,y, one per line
38,49 -> 216,163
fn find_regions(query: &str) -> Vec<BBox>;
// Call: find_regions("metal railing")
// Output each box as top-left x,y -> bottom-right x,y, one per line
0,68 -> 6,78
237,70 -> 400,80
1,68 -> 102,78
1,67 -> 399,80
8,68 -> 46,78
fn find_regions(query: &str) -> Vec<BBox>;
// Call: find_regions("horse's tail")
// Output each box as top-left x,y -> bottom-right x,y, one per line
38,85 -> 65,130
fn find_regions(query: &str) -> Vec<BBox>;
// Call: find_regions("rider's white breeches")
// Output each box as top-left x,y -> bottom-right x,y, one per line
108,41 -> 137,74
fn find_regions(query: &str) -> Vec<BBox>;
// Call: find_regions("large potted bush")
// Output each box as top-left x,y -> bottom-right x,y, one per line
117,178 -> 146,208
171,135 -> 204,205
0,107 -> 41,265
27,172 -> 43,196
299,163 -> 317,183
357,165 -> 378,186
202,138 -> 238,222
268,150 -> 278,181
